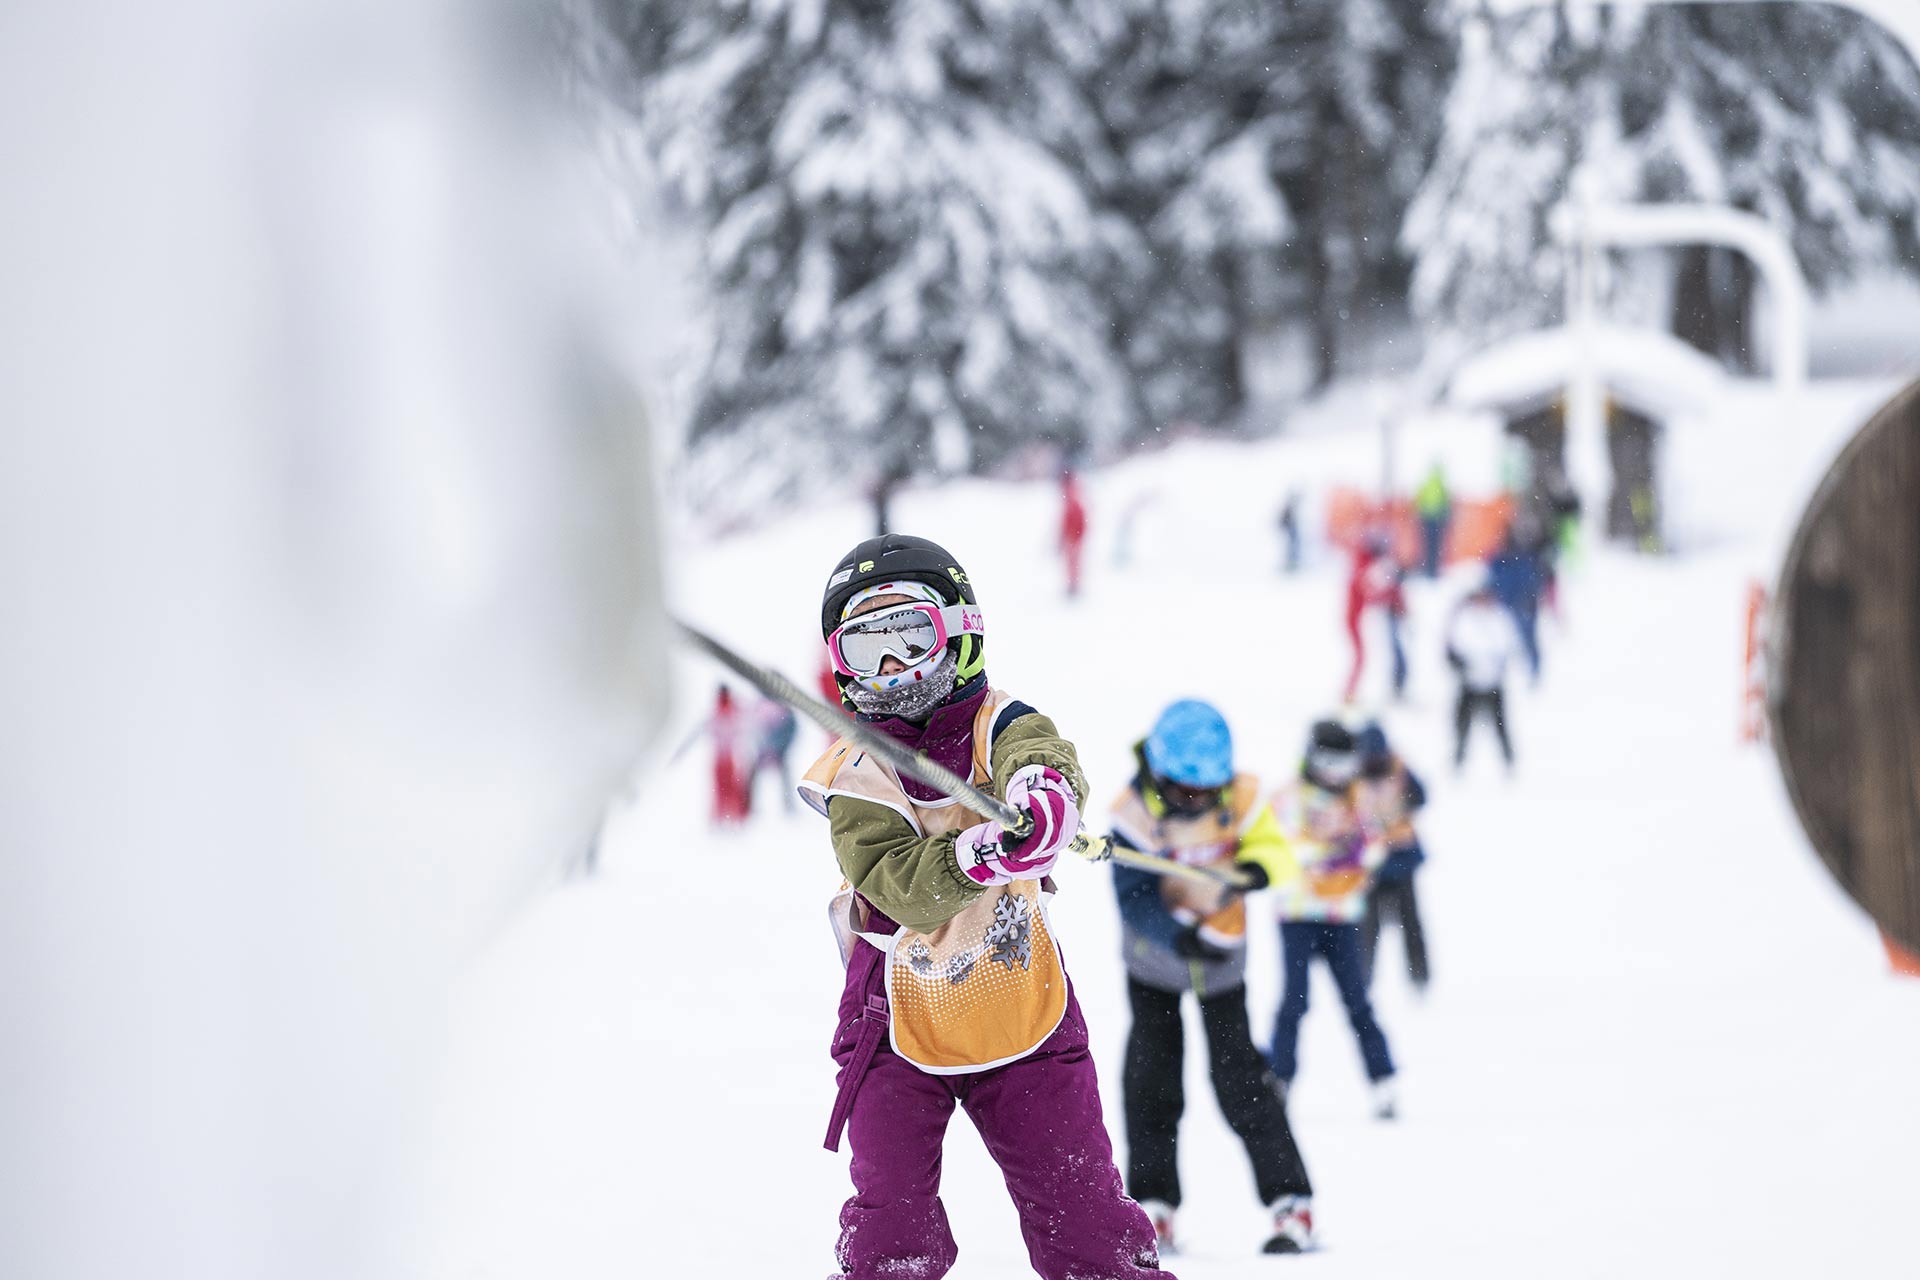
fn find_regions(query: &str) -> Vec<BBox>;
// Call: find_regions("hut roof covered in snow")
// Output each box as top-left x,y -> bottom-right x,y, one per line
1444,325 -> 1728,422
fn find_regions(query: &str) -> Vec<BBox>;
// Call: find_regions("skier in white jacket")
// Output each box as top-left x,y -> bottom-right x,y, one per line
1445,580 -> 1524,768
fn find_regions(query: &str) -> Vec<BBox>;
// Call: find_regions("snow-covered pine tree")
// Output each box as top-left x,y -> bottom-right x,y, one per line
1026,0 -> 1294,439
1051,0 -> 1451,423
1268,0 -> 1455,389
1402,10 -> 1587,345
612,0 -> 1126,517
1406,3 -> 1920,365
1640,5 -> 1920,366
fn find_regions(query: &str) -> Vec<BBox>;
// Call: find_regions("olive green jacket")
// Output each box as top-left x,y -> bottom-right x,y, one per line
827,706 -> 1086,935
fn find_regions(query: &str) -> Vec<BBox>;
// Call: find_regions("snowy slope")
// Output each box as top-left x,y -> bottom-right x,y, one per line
416,377 -> 1920,1279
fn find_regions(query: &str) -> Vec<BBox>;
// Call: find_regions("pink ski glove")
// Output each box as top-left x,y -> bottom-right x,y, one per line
953,765 -> 1081,887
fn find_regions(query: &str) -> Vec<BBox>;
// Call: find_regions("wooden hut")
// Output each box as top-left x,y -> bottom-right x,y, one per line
1445,325 -> 1724,552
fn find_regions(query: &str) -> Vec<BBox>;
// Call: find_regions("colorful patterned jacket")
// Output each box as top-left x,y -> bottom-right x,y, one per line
1268,775 -> 1384,924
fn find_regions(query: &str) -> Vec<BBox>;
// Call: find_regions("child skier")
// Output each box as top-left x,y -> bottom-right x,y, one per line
1343,537 -> 1408,703
798,534 -> 1169,1280
672,685 -> 752,826
751,697 -> 800,814
1109,700 -> 1318,1256
1446,577 -> 1524,769
1268,720 -> 1399,1118
1353,723 -> 1430,993
1060,469 -> 1088,599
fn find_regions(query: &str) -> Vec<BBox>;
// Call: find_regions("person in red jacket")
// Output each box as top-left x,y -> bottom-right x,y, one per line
670,685 -> 756,826
708,685 -> 751,825
1343,537 -> 1407,703
1060,469 -> 1088,599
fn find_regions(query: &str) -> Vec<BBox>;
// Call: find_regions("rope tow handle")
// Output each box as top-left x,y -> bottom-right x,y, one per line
674,620 -> 1249,891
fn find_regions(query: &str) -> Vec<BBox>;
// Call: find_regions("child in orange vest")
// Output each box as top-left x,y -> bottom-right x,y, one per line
801,534 -> 1170,1280
1109,700 -> 1317,1255
1267,720 -> 1399,1118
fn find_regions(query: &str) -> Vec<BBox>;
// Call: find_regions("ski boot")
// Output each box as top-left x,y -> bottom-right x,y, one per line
1370,1076 -> 1398,1121
1140,1199 -> 1178,1256
1262,1195 -> 1316,1254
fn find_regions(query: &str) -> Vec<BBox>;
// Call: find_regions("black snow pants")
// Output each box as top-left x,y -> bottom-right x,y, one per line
1363,875 -> 1430,989
1454,686 -> 1512,766
1121,977 -> 1312,1209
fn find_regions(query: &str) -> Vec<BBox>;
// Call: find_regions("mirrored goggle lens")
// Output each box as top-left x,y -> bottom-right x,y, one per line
835,608 -> 941,675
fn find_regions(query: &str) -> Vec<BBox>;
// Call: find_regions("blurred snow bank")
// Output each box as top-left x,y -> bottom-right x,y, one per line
0,4 -> 665,1278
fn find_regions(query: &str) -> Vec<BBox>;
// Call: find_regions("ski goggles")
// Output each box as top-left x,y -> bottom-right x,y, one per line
826,600 -> 985,679
1156,779 -> 1225,819
1307,747 -> 1359,787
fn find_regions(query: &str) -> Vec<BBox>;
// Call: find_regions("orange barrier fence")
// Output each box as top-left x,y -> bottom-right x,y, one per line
1324,489 -> 1516,565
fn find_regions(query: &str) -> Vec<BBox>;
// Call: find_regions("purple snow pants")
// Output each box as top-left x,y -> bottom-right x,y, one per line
828,945 -> 1171,1280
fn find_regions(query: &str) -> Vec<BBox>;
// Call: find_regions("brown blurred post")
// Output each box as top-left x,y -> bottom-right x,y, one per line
1769,379 -> 1920,954
1740,582 -> 1768,745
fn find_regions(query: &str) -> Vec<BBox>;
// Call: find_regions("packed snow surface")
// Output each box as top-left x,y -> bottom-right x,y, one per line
418,376 -> 1920,1279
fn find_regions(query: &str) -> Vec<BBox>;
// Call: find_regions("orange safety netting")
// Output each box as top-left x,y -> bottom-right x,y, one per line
1323,489 -> 1516,565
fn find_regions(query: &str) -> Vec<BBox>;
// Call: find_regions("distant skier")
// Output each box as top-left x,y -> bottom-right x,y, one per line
1414,464 -> 1451,578
1267,720 -> 1399,1119
1343,537 -> 1408,703
1446,578 -> 1524,769
1488,524 -> 1546,680
1109,700 -> 1317,1257
801,534 -> 1168,1280
686,685 -> 750,826
1540,481 -> 1580,625
1277,491 -> 1301,574
1060,469 -> 1088,599
750,697 -> 799,815
1353,723 -> 1430,993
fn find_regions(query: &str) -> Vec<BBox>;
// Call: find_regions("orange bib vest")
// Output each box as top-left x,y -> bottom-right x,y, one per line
1109,773 -> 1262,946
800,690 -> 1070,1076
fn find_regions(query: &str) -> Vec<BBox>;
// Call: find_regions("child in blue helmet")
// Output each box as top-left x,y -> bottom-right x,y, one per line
1108,700 -> 1317,1256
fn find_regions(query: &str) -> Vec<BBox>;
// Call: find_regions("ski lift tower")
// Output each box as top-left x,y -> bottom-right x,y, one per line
1551,190 -> 1810,527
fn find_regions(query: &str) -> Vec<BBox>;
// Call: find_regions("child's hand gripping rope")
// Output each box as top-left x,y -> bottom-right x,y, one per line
956,765 -> 1081,886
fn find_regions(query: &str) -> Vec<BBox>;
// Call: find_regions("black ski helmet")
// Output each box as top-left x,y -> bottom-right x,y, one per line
820,533 -> 984,685
1303,719 -> 1358,783
1307,719 -> 1355,755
